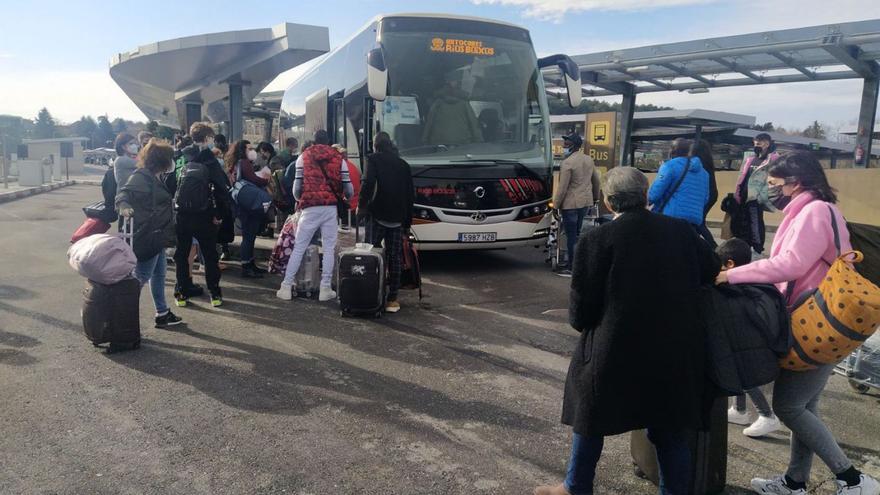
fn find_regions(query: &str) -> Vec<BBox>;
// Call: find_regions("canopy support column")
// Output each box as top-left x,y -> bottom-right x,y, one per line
617,85 -> 636,167
855,76 -> 879,168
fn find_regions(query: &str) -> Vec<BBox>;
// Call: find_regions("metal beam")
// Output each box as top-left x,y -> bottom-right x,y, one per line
855,77 -> 879,168
712,57 -> 763,82
659,63 -> 714,85
769,52 -> 817,79
580,70 -> 635,94
618,86 -> 636,168
629,69 -> 856,94
184,102 -> 202,131
821,38 -> 880,78
612,69 -> 672,90
228,82 -> 243,142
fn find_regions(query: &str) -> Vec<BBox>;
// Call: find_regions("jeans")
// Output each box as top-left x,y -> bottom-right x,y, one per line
735,387 -> 774,417
238,207 -> 264,264
134,251 -> 168,315
565,430 -> 691,495
773,365 -> 853,483
281,205 -> 337,288
370,221 -> 403,301
175,213 -> 221,294
561,207 -> 587,266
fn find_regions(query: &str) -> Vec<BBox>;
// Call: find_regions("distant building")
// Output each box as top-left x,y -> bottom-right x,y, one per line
22,137 -> 89,175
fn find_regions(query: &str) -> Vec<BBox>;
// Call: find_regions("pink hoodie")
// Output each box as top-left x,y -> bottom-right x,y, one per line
726,191 -> 851,305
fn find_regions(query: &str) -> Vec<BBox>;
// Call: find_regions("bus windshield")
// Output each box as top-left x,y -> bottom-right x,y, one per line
379,25 -> 548,166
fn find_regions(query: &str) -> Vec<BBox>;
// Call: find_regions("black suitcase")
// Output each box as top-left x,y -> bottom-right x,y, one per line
630,396 -> 728,494
81,217 -> 142,353
337,221 -> 385,317
82,277 -> 142,352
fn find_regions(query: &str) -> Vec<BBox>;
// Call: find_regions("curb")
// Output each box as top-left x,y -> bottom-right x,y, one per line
0,179 -> 102,204
0,180 -> 76,204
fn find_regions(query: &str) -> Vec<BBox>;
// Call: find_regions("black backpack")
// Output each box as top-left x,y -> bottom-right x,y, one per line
700,283 -> 792,395
174,161 -> 211,213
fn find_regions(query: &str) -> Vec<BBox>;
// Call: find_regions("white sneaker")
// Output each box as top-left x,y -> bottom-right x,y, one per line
750,475 -> 806,495
318,286 -> 337,302
836,474 -> 880,495
744,415 -> 782,438
728,406 -> 751,425
276,283 -> 293,301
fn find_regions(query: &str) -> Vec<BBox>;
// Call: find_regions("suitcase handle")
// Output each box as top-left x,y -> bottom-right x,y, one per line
121,217 -> 134,247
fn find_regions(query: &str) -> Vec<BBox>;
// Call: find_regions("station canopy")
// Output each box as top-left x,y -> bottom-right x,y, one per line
110,23 -> 329,129
544,19 -> 880,97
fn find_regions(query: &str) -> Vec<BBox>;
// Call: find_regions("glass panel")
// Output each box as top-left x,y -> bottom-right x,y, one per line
380,30 -> 547,167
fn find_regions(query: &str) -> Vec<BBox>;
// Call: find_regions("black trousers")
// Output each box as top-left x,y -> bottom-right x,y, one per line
175,213 -> 221,293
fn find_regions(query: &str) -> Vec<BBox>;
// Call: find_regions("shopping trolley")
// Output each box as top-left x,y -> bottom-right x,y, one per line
546,202 -> 601,272
833,331 -> 880,395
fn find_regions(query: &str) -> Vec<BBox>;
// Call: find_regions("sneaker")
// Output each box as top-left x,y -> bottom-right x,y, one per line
155,311 -> 183,329
744,415 -> 782,438
836,474 -> 880,495
210,290 -> 223,307
276,283 -> 293,301
174,293 -> 188,307
751,476 -> 806,495
251,263 -> 267,275
556,269 -> 572,278
385,300 -> 401,313
728,406 -> 752,426
318,286 -> 337,302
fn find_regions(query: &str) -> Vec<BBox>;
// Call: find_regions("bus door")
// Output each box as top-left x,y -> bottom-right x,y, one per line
329,91 -> 345,146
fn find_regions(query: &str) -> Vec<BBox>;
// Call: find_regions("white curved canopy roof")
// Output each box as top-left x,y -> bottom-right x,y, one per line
110,23 -> 329,128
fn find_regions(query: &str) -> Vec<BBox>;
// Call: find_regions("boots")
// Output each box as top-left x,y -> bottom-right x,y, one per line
241,262 -> 264,279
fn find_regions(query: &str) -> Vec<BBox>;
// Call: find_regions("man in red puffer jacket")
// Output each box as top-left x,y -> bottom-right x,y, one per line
276,130 -> 353,302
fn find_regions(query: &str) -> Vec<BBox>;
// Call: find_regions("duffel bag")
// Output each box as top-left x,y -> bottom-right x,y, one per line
782,206 -> 880,371
68,233 -> 137,285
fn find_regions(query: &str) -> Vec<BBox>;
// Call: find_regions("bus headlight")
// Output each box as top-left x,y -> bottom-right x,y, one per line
414,208 -> 440,223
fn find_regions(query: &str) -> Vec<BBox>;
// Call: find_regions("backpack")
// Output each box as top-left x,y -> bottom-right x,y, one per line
96,167 -> 120,223
700,283 -> 792,395
174,161 -> 211,213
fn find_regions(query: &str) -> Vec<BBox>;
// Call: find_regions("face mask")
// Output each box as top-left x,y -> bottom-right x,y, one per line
126,143 -> 139,155
202,139 -> 215,151
768,184 -> 792,210
754,146 -> 766,157
246,150 -> 258,162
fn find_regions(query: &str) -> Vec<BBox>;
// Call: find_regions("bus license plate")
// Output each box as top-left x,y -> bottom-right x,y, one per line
459,232 -> 496,243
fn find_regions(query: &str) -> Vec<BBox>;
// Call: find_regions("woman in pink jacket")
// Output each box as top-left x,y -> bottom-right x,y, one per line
716,152 -> 879,495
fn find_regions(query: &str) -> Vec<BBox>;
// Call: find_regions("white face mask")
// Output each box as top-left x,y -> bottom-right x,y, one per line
202,138 -> 215,151
126,143 -> 139,155
246,150 -> 258,162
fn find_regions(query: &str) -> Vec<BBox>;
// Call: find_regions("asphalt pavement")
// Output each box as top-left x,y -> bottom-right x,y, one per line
1,185 -> 878,495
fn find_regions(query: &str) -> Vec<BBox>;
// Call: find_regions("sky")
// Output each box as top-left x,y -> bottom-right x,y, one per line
1,0 -> 879,132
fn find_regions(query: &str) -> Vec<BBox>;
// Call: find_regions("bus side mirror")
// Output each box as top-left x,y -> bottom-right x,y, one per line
367,48 -> 387,102
538,54 -> 581,108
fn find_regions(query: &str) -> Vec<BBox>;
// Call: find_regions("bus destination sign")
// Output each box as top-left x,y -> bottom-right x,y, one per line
430,38 -> 495,56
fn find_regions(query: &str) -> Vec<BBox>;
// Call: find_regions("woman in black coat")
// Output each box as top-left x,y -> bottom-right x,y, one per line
535,167 -> 719,495
116,139 -> 183,329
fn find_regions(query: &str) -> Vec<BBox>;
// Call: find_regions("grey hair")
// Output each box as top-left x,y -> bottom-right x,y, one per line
602,166 -> 648,213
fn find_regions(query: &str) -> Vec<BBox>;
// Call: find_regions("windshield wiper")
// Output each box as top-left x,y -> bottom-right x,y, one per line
450,158 -> 545,181
411,163 -> 489,177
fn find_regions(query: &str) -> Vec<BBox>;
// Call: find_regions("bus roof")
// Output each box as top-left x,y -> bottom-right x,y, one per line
375,13 -> 528,32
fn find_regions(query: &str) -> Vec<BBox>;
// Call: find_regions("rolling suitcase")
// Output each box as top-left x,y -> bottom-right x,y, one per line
337,221 -> 385,317
81,217 -> 142,353
630,396 -> 728,494
295,244 -> 321,298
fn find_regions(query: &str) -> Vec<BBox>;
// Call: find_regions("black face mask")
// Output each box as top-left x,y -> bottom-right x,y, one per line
768,184 -> 792,210
754,146 -> 766,157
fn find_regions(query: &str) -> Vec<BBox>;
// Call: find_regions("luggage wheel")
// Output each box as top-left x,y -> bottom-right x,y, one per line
848,379 -> 871,395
